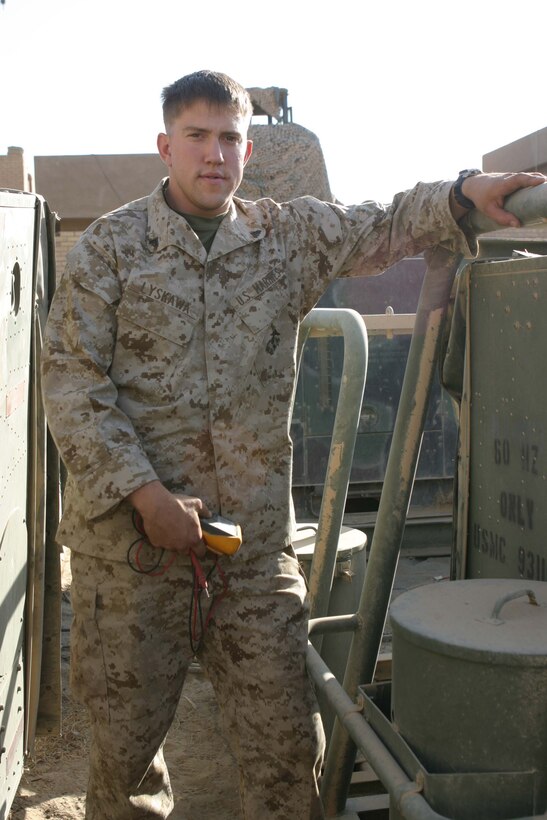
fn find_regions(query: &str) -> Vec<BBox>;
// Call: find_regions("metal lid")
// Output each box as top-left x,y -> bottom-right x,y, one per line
292,522 -> 366,559
390,578 -> 547,666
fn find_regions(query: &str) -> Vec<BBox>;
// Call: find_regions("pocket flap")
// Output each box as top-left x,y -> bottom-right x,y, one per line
233,268 -> 290,334
117,285 -> 198,346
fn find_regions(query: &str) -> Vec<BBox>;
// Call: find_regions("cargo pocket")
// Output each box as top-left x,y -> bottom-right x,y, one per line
70,576 -> 110,723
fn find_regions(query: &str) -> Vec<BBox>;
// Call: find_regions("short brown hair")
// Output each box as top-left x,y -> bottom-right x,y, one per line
161,70 -> 253,127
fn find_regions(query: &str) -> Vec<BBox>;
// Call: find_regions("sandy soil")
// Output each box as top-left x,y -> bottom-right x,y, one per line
10,659 -> 242,820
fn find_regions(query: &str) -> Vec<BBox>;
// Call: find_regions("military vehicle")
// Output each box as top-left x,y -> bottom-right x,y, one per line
1,189 -> 60,819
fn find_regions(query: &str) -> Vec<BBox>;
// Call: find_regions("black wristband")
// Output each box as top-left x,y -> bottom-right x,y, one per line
453,168 -> 481,210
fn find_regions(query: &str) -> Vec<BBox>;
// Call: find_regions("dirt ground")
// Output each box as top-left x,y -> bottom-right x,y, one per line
8,554 -> 449,820
10,637 -> 242,820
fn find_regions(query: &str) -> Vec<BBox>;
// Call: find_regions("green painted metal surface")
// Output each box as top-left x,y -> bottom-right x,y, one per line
464,254 -> 547,580
0,190 -> 60,819
0,190 -> 35,819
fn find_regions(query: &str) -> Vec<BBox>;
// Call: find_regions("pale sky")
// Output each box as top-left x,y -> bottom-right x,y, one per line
1,0 -> 546,204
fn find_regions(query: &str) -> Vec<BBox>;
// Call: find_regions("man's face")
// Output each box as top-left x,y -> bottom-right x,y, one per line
157,100 -> 253,217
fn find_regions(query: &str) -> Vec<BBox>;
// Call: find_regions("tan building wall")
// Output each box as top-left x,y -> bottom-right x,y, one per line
0,146 -> 33,191
54,229 -> 81,274
483,126 -> 547,175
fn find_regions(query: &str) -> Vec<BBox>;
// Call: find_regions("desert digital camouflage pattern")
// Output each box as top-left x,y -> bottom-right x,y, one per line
41,178 -> 473,567
41,176 -> 473,819
70,547 -> 324,819
243,87 -> 333,204
241,122 -> 334,203
246,87 -> 288,120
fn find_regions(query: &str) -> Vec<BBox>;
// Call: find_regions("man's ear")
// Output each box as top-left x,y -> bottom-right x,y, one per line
243,140 -> 253,166
157,132 -> 171,166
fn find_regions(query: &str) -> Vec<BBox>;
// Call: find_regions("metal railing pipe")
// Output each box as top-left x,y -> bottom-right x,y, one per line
307,644 -> 450,820
464,180 -> 547,235
296,308 -> 368,627
308,613 -> 361,637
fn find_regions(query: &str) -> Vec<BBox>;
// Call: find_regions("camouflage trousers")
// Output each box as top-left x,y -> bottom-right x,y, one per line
69,546 -> 326,819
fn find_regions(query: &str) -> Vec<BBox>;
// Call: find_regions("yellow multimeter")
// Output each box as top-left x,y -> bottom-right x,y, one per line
201,515 -> 242,556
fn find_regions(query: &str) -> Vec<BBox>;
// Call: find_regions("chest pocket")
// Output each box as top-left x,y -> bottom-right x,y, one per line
112,285 -> 202,401
231,271 -> 297,397
117,285 -> 198,345
232,268 -> 291,336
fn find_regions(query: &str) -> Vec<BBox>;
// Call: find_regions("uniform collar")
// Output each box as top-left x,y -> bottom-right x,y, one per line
146,179 -> 265,262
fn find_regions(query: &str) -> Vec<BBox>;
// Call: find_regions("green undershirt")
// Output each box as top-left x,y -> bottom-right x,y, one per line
181,211 -> 227,253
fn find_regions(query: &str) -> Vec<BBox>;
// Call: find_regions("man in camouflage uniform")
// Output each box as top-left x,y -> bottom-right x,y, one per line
41,70 -> 544,819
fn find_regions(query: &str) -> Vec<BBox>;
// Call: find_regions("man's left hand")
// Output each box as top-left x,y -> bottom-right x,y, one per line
455,171 -> 546,227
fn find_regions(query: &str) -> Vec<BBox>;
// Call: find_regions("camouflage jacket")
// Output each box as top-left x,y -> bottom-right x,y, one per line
41,179 -> 474,561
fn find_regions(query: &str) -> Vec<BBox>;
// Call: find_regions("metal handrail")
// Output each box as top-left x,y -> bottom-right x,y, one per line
464,181 -> 547,235
295,308 -> 368,627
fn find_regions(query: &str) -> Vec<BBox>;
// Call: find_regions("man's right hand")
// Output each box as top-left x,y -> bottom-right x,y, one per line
128,480 -> 210,557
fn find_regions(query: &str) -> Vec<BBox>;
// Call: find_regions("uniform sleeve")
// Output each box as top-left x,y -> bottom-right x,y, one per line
335,180 -> 476,276
41,225 -> 159,521
286,180 -> 477,315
